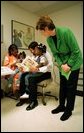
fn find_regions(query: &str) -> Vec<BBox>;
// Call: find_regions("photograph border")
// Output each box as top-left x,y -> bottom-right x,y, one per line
11,20 -> 35,49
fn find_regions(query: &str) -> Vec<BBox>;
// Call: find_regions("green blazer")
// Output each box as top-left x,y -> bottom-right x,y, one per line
47,27 -> 83,71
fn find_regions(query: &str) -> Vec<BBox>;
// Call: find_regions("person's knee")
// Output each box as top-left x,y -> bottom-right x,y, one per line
28,77 -> 36,85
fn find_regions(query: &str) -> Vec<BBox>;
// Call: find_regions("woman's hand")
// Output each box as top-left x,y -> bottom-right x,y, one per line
61,64 -> 71,72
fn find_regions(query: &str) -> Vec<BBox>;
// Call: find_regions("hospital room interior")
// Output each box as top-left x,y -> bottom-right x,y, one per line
1,1 -> 83,132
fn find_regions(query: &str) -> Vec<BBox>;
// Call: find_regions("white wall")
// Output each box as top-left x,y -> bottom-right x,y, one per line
1,1 -> 38,64
1,2 -> 83,59
49,2 -> 83,55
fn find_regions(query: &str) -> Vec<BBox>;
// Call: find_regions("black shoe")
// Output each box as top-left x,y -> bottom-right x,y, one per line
51,105 -> 65,114
16,100 -> 25,107
26,101 -> 38,111
60,111 -> 72,121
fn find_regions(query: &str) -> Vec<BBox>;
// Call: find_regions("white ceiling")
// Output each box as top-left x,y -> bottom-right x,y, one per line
10,1 -> 81,16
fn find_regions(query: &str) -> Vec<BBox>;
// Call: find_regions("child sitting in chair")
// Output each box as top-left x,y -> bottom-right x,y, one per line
3,44 -> 26,96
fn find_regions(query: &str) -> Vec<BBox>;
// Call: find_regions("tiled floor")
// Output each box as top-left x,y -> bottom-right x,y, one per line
1,96 -> 83,132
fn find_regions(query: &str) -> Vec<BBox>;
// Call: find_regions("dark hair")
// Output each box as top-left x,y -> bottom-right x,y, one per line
18,51 -> 26,59
22,51 -> 26,58
36,16 -> 55,30
28,41 -> 38,50
8,44 -> 18,56
37,43 -> 46,53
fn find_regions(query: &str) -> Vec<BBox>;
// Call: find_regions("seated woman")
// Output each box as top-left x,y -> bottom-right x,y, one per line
16,41 -> 53,111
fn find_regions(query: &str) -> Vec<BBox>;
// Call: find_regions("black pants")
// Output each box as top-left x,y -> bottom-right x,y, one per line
59,69 -> 80,111
19,72 -> 51,102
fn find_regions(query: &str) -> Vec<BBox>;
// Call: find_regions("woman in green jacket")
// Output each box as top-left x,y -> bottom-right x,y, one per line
36,16 -> 83,121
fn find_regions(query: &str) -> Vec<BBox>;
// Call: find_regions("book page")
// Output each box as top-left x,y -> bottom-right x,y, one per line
22,56 -> 38,66
16,56 -> 38,71
1,66 -> 15,76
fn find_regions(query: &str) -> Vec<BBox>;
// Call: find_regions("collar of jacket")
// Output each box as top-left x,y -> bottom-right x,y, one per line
47,27 -> 61,53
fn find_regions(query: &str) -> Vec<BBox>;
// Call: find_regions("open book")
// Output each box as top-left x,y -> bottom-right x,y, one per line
16,56 -> 38,71
1,66 -> 15,76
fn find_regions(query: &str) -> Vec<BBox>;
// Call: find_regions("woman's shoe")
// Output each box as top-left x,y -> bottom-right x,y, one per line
60,111 -> 72,121
51,105 -> 66,114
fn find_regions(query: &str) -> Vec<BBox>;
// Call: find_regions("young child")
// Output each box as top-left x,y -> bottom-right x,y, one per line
3,45 -> 26,96
18,51 -> 26,63
16,44 -> 48,98
21,43 -> 48,97
3,44 -> 18,90
13,51 -> 26,94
